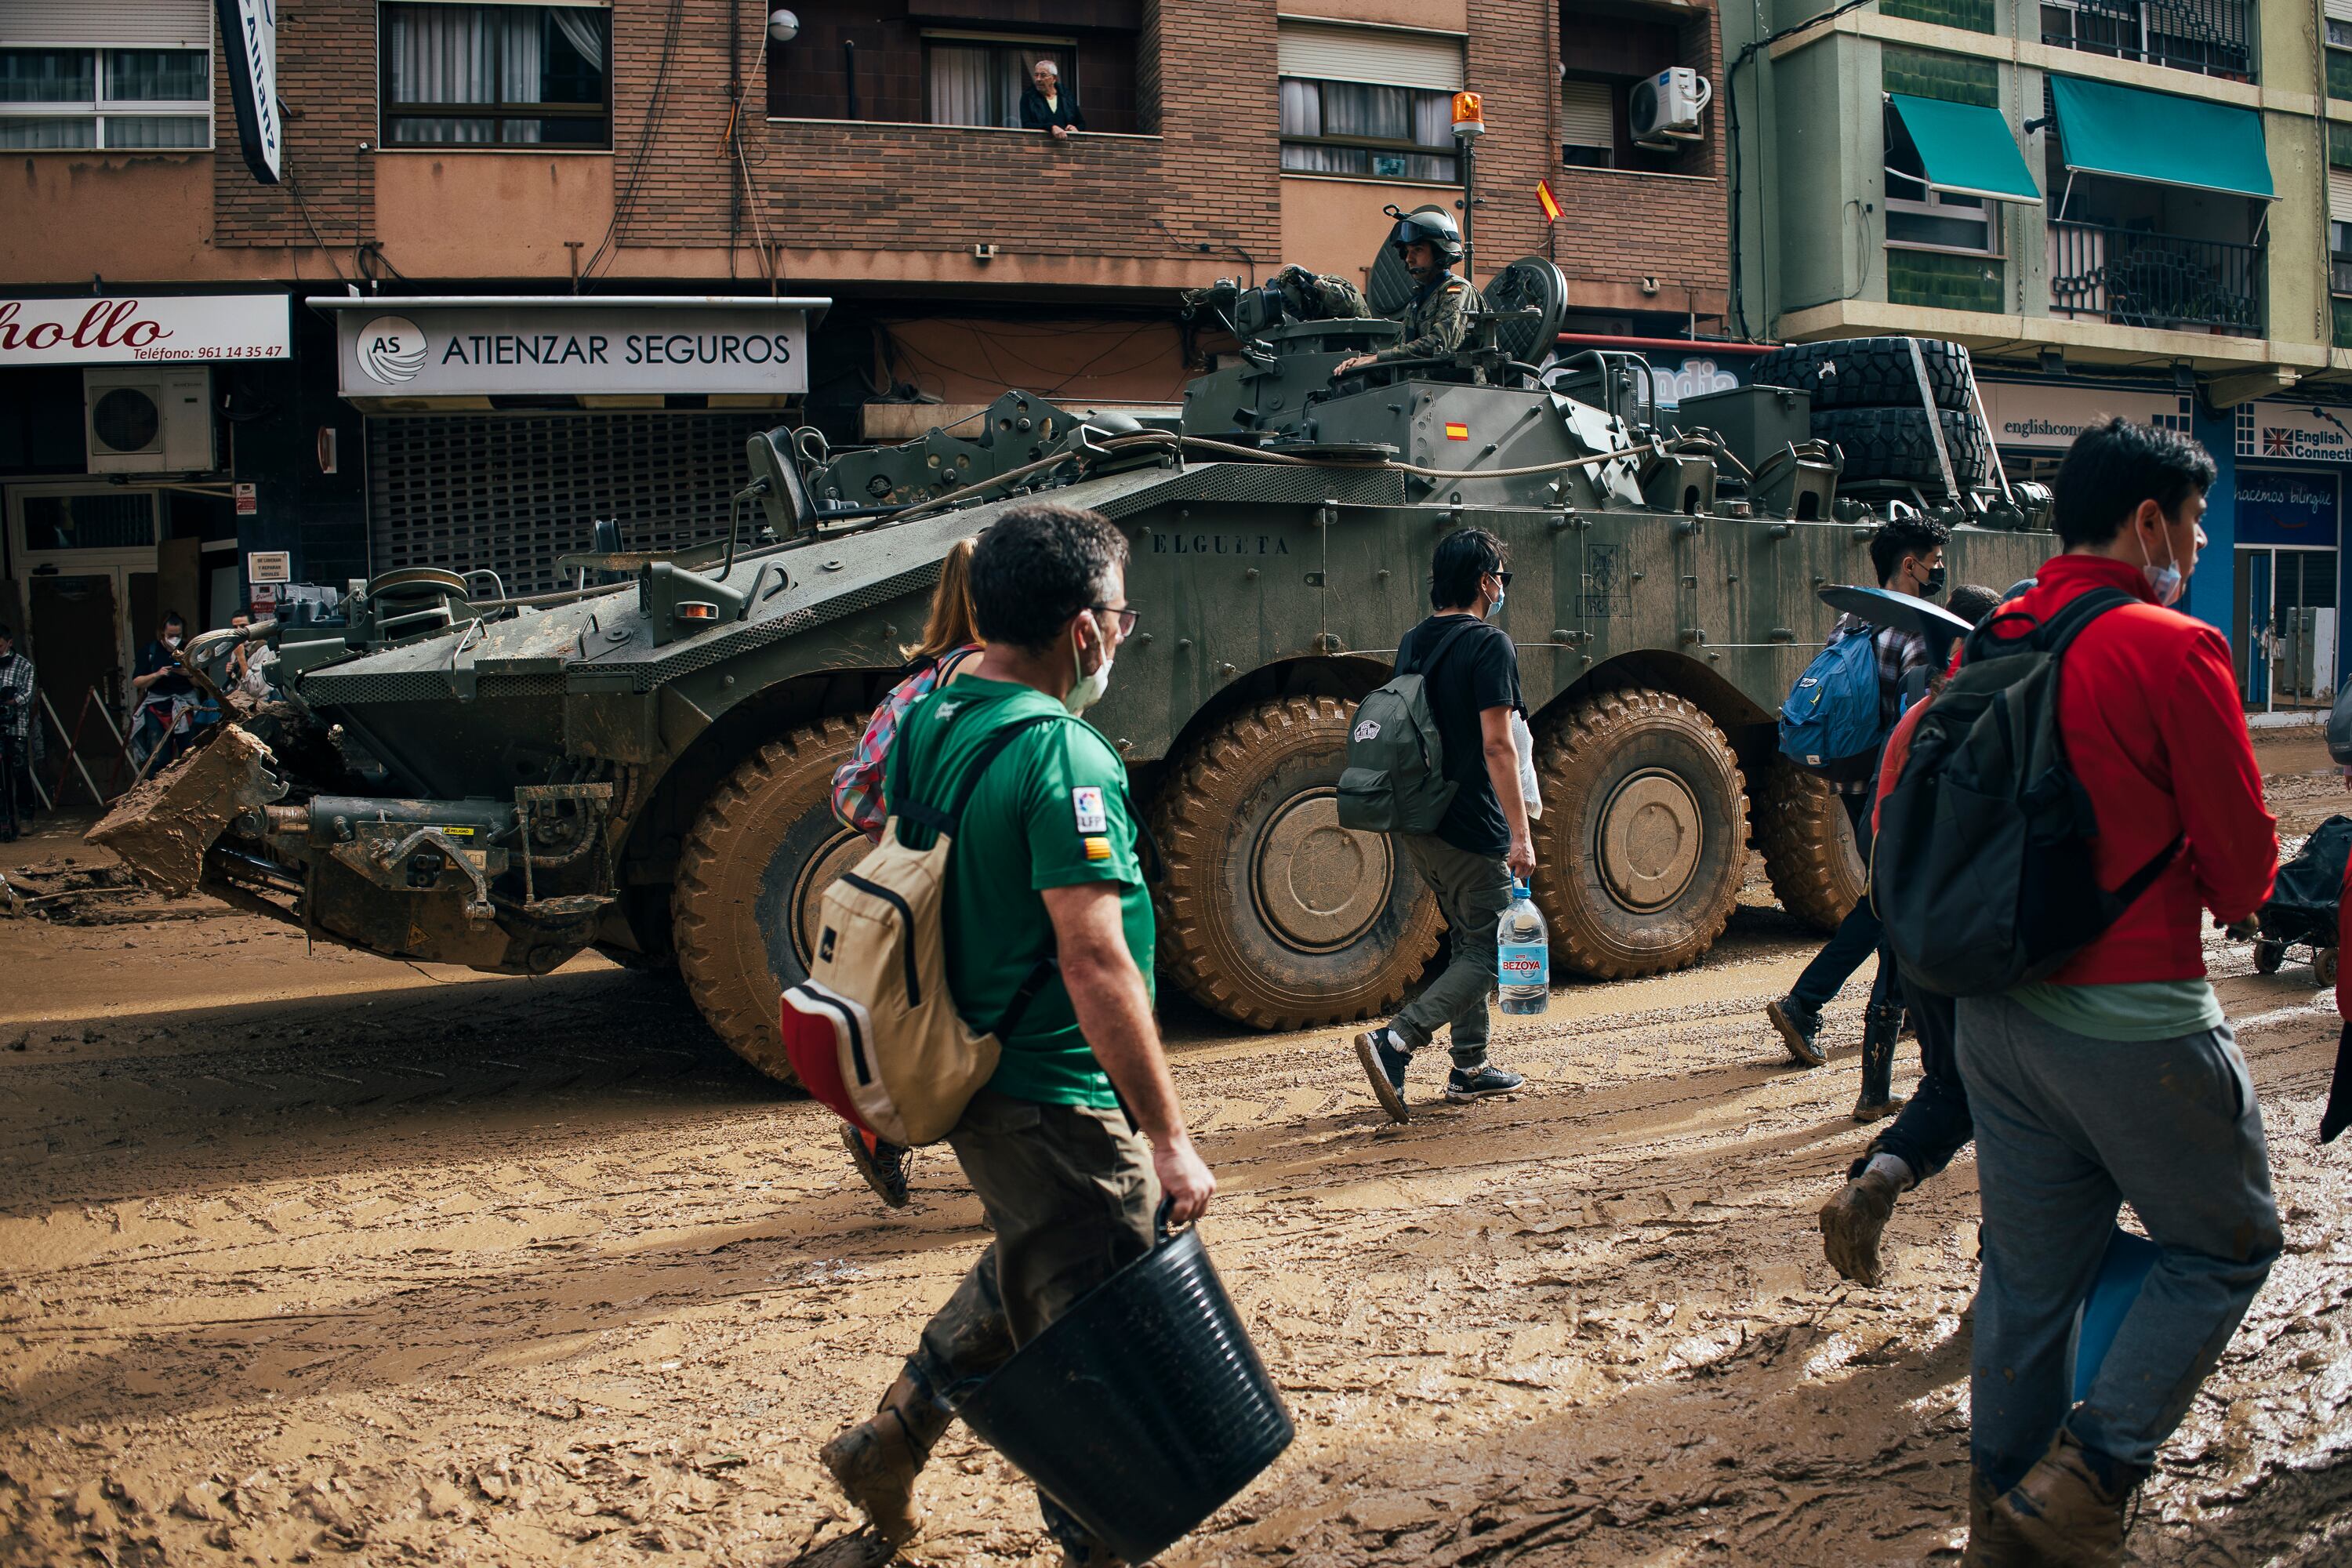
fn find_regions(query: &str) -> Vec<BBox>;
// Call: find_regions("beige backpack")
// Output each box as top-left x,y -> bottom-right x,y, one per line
780,710 -> 1065,1145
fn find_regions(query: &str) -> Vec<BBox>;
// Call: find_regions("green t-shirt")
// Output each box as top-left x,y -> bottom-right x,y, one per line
2008,978 -> 2225,1043
891,677 -> 1152,1109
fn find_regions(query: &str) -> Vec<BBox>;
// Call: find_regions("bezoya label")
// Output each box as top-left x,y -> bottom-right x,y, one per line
1499,944 -> 1548,988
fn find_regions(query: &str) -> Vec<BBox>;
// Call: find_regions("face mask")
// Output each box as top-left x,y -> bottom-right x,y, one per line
1065,621 -> 1113,714
2135,518 -> 2185,608
164,634 -> 181,648
1485,586 -> 1505,621
1919,564 -> 1946,598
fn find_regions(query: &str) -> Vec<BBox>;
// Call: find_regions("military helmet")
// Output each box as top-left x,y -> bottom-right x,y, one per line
1389,206 -> 1463,264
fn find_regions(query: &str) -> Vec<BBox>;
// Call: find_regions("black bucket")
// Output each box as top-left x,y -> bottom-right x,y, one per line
953,1206 -> 1294,1563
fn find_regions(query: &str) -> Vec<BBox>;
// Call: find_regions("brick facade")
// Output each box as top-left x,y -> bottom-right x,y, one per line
213,0 -> 376,250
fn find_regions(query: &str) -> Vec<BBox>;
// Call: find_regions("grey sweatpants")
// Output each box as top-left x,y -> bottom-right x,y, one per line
1956,993 -> 2280,1491
1388,834 -> 1512,1069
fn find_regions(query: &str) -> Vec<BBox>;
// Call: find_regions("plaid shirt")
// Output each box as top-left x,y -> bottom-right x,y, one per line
1828,612 -> 1929,797
0,652 -> 31,742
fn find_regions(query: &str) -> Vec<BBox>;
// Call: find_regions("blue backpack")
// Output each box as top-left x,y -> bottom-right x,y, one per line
1777,626 -> 1885,782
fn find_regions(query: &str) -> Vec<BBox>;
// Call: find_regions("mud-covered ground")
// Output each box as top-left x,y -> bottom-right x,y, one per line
2,735 -> 2347,1567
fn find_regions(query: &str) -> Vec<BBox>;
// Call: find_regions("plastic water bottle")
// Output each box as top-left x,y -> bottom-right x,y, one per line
1497,880 -> 1549,1014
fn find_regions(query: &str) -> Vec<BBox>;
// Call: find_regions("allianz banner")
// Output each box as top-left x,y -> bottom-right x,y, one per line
332,302 -> 815,397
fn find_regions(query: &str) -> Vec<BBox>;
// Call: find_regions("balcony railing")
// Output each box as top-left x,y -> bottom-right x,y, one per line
2041,0 -> 2252,82
2048,219 -> 2261,334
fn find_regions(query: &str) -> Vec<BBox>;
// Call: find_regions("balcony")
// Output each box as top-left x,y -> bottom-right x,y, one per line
2048,220 -> 2260,335
2039,0 -> 2252,83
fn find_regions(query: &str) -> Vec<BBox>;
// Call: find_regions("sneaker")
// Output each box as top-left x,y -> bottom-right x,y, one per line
1767,996 -> 1826,1068
841,1123 -> 913,1209
1445,1064 -> 1526,1102
1352,1027 -> 1411,1123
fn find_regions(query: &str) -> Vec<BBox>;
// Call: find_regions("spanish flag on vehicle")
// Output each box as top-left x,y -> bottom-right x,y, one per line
1444,422 -> 1470,441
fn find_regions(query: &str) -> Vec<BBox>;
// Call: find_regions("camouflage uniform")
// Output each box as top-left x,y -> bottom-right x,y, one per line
1377,272 -> 1483,362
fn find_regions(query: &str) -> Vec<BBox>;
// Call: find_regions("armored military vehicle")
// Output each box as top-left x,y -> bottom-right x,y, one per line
96,253 -> 2054,1081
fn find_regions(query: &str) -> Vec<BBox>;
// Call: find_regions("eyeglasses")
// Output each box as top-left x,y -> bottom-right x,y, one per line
1091,604 -> 1140,635
1489,571 -> 1513,587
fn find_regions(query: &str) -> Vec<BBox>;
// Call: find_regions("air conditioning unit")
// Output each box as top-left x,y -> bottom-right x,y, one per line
1629,67 -> 1711,148
84,366 -> 214,474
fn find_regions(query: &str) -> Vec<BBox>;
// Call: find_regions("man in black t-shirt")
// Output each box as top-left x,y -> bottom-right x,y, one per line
1351,528 -> 1531,1121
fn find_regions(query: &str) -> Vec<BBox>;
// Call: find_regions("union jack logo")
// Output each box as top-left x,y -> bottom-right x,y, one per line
2263,427 -> 2296,456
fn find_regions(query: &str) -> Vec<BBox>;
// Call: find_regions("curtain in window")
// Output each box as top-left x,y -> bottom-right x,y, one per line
107,50 -> 208,102
0,48 -> 93,103
389,5 -> 497,142
1319,82 -> 1410,141
0,116 -> 92,147
550,9 -> 604,71
1279,79 -> 1319,137
930,44 -> 990,128
498,14 -> 544,142
106,114 -> 207,147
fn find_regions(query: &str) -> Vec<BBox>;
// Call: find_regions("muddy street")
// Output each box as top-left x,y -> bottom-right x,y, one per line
2,736 -> 2348,1567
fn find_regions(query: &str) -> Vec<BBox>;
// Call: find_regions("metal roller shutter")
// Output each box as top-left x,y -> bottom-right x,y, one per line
2334,169 -> 2352,220
2329,0 -> 2352,23
367,412 -> 772,600
0,1 -> 211,45
1561,79 -> 1613,149
1276,20 -> 1463,92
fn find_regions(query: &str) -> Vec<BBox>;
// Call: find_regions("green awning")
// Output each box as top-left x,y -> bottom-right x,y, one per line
2048,75 -> 2275,200
1886,94 -> 2042,205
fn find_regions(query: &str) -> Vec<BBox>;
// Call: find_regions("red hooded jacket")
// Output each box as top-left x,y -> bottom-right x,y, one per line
1877,553 -> 2275,984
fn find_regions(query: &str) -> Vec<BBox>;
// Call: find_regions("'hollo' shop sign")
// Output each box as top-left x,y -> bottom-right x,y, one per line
336,305 -> 811,397
0,296 -> 290,365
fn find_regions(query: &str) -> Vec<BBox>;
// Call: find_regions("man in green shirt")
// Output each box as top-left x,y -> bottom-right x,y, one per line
820,504 -> 1215,1567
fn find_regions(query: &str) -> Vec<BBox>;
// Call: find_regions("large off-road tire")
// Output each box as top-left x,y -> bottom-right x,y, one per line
1530,688 -> 1748,978
1751,758 -> 1867,934
673,717 -> 867,1081
1815,406 -> 1990,488
1153,696 -> 1445,1029
1750,336 -> 1974,412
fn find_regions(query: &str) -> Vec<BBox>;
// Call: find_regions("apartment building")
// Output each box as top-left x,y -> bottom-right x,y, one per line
0,0 -> 1734,747
1727,0 -> 2352,720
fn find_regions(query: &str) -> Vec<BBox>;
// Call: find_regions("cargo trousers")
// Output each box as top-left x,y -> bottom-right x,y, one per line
1389,834 -> 1512,1069
898,1087 -> 1160,1548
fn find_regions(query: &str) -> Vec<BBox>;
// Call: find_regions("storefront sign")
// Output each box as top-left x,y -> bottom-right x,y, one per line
1979,382 -> 2190,451
2237,401 -> 2352,465
234,484 -> 259,517
0,296 -> 289,367
216,0 -> 283,185
247,550 -> 290,583
333,303 -> 814,397
2234,471 -> 2338,547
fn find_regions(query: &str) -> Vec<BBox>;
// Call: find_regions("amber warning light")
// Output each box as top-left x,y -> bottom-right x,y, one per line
1451,92 -> 1484,136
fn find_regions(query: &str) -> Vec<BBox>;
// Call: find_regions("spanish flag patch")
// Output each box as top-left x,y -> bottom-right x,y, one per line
1444,422 -> 1470,441
1083,836 -> 1112,862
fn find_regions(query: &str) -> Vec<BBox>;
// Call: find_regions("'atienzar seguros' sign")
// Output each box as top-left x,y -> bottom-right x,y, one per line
336,306 -> 810,397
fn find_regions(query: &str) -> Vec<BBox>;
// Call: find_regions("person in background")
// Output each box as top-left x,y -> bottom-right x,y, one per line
829,539 -> 988,1208
1766,512 -> 1949,1121
1819,581 -> 2001,1287
1018,59 -> 1084,139
1331,209 -> 1482,377
129,612 -> 196,771
1956,418 -> 2278,1566
226,613 -> 273,703
818,505 -> 1211,1566
0,623 -> 33,843
1349,527 -> 1530,1122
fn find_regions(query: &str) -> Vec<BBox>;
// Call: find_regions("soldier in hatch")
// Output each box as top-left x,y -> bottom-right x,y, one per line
1332,206 -> 1482,377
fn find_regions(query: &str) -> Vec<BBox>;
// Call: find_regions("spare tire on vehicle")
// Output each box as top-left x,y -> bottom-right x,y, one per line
1815,405 -> 1990,488
1750,337 -> 1975,412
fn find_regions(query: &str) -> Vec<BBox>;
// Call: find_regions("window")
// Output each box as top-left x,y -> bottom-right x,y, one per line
2332,20 -> 2352,101
1560,78 -> 1613,169
923,35 -> 1074,129
380,2 -> 609,148
1279,80 -> 1457,182
0,45 -> 209,150
1885,106 -> 1999,255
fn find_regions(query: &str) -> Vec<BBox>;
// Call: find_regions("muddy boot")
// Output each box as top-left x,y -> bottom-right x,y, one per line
819,1370 -> 951,1547
1767,995 -> 1825,1067
1818,1166 -> 1902,1287
1994,1431 -> 2139,1568
1851,1003 -> 1904,1123
1959,1471 -> 2039,1566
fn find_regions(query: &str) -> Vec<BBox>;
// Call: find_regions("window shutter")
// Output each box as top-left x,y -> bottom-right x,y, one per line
1276,20 -> 1462,93
2332,168 -> 2352,220
1561,79 -> 1613,147
2329,0 -> 2352,24
0,1 -> 211,46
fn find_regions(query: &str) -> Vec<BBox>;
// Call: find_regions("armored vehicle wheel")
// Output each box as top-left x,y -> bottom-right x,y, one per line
1752,759 -> 1867,934
1530,688 -> 1748,978
1153,696 -> 1445,1029
1749,337 -> 1974,412
674,717 -> 867,1081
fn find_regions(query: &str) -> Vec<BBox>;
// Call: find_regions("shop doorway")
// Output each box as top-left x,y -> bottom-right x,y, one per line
27,572 -> 122,749
2234,546 -> 2339,717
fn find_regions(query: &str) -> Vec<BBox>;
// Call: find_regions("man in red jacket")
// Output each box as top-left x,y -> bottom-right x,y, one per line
1954,418 -> 2279,1567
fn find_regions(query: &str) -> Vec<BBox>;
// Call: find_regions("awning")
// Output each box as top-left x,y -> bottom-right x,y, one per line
2047,75 -> 2275,200
1886,94 -> 2042,205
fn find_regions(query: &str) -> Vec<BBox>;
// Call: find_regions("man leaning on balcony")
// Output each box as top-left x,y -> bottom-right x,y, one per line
1021,60 -> 1086,139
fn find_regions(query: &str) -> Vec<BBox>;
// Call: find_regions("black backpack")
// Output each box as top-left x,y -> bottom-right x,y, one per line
1336,618 -> 1485,835
1874,587 -> 2180,996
